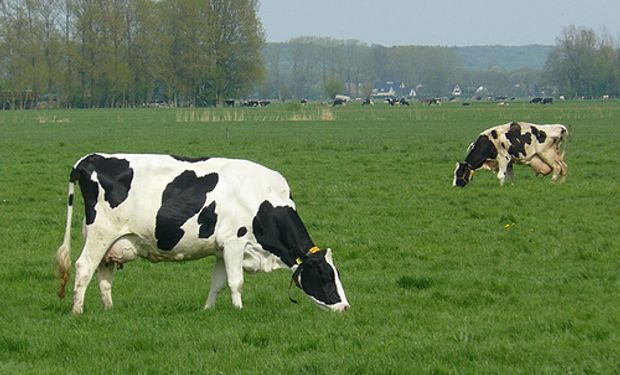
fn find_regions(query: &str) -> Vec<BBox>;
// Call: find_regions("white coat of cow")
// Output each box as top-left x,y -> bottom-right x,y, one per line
56,153 -> 350,313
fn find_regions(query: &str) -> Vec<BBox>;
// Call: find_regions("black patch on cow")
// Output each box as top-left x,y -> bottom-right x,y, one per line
297,251 -> 341,305
530,126 -> 547,143
155,171 -> 218,250
505,123 -> 532,158
464,135 -> 498,169
252,200 -> 314,267
237,227 -> 247,237
172,155 -> 211,163
490,130 -> 498,139
197,201 -> 217,239
72,154 -> 134,225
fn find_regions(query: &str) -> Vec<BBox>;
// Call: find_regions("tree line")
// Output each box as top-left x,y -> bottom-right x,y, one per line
2,2 -> 619,110
544,26 -> 620,99
263,37 -> 550,101
0,0 -> 264,109
263,27 -> 620,101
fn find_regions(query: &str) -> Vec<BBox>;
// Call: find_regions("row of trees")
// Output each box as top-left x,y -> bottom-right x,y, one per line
544,26 -> 620,99
262,37 -> 545,101
0,0 -> 264,109
1,3 -> 618,109
262,27 -> 620,101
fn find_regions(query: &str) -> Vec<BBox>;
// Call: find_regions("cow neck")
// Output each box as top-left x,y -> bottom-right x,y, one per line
252,200 -> 316,268
465,134 -> 497,169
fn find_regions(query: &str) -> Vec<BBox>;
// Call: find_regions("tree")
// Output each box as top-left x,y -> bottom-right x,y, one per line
203,0 -> 264,105
324,78 -> 343,99
544,25 -> 619,98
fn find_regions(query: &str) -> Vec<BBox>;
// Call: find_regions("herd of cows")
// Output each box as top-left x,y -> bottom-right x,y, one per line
55,120 -> 568,314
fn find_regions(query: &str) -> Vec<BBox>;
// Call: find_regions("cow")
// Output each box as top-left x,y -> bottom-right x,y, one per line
386,97 -> 398,106
332,98 -> 346,106
530,97 -> 543,104
453,122 -> 568,187
542,97 -> 553,105
55,154 -> 350,314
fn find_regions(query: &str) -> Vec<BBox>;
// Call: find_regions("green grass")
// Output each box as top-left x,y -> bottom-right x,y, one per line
1,101 -> 619,374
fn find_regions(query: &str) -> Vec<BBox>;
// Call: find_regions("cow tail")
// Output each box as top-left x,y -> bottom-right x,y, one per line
55,169 -> 78,300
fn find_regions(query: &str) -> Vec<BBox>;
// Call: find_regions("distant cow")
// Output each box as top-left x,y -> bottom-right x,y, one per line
333,98 -> 346,106
453,122 -> 568,187
56,154 -> 350,313
224,99 -> 235,107
530,97 -> 543,104
242,100 -> 270,107
542,97 -> 553,105
399,98 -> 410,106
362,98 -> 374,106
243,100 -> 259,107
425,98 -> 442,105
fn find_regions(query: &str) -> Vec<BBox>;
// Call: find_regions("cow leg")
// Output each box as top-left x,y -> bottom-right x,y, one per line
557,157 -> 568,182
96,262 -> 115,310
223,242 -> 245,309
495,157 -> 511,186
72,236 -> 115,314
204,257 -> 227,309
505,163 -> 515,185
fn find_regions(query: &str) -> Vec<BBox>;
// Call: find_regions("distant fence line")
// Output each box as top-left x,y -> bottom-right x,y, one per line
175,108 -> 335,123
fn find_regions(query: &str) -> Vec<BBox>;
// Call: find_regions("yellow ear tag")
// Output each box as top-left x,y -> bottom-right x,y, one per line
295,257 -> 303,265
308,246 -> 321,254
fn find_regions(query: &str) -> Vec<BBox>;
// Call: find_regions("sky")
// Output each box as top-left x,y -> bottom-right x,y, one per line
258,0 -> 620,47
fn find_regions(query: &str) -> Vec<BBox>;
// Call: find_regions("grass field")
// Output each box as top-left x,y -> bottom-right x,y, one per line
1,101 -> 619,374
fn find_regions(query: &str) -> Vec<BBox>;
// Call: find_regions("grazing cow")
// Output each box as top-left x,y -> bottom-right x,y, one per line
224,99 -> 235,107
332,98 -> 346,106
425,97 -> 442,105
362,98 -> 374,106
55,154 -> 350,314
453,122 -> 568,187
542,97 -> 553,105
399,98 -> 410,106
530,97 -> 543,104
386,97 -> 398,106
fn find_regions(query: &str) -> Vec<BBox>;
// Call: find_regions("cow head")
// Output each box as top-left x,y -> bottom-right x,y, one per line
292,247 -> 350,312
453,162 -> 475,187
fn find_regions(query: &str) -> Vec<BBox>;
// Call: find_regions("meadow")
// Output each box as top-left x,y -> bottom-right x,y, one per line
0,100 -> 618,374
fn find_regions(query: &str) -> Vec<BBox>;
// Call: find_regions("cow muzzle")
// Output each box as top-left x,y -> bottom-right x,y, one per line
329,302 -> 350,313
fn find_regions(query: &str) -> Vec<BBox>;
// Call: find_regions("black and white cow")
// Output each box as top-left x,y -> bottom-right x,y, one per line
56,154 -> 350,313
453,122 -> 568,187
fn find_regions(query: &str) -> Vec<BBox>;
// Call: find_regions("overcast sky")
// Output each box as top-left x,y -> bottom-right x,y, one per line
258,0 -> 620,47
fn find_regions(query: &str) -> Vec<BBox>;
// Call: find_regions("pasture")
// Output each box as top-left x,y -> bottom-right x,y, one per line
1,101 -> 619,374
